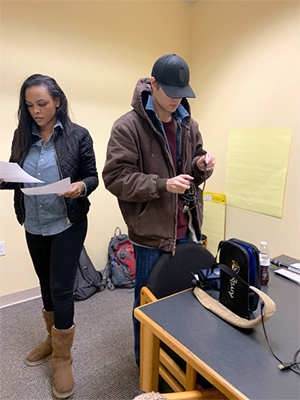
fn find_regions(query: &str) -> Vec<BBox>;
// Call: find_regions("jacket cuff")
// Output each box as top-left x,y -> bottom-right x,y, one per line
79,181 -> 87,197
156,178 -> 168,194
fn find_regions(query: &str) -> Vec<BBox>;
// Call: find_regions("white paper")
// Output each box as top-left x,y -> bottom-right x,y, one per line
274,269 -> 300,285
291,263 -> 300,270
0,161 -> 44,183
21,177 -> 71,196
204,193 -> 212,201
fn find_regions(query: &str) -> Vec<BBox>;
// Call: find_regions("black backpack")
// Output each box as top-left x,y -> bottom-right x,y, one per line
73,246 -> 105,301
193,238 -> 275,329
102,227 -> 136,290
218,238 -> 261,318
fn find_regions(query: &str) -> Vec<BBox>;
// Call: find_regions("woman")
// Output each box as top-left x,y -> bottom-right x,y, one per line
0,74 -> 98,398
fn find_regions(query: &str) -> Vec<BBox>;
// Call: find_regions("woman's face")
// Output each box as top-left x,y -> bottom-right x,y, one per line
25,85 -> 60,131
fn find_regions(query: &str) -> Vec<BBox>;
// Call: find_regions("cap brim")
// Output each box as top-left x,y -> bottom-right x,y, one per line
160,83 -> 196,99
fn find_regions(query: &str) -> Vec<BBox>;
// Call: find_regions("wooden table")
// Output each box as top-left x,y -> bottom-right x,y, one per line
134,263 -> 300,399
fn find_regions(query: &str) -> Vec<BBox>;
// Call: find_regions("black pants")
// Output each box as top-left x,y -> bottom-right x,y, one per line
25,217 -> 87,329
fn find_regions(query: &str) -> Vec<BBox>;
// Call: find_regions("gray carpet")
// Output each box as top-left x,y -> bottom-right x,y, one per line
0,288 -> 142,400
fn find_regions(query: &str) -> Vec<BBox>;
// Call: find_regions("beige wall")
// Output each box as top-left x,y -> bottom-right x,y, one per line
190,0 -> 300,258
0,1 -> 299,298
0,1 -> 193,297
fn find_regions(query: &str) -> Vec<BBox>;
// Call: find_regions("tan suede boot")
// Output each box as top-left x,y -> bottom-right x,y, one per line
25,309 -> 54,366
51,325 -> 75,399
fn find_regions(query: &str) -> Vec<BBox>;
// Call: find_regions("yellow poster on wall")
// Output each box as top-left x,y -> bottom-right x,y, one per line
202,192 -> 226,255
225,128 -> 292,218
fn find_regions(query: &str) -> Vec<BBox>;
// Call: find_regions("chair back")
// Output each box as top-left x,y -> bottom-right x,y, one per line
146,243 -> 216,300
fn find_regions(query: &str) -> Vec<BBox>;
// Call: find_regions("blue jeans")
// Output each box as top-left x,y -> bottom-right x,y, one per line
132,233 -> 189,367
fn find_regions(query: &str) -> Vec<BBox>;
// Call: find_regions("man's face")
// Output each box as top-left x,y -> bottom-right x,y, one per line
150,78 -> 182,120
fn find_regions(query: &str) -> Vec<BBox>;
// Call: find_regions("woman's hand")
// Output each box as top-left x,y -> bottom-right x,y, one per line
58,182 -> 85,199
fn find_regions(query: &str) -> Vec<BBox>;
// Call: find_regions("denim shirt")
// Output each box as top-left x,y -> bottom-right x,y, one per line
23,122 -> 71,236
145,96 -> 189,167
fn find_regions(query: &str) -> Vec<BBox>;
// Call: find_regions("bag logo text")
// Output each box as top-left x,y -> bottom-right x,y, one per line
228,277 -> 238,298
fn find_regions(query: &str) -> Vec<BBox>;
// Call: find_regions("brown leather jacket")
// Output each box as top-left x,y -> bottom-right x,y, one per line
102,78 -> 213,252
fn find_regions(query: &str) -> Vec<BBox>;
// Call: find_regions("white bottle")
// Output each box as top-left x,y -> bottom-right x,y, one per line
259,241 -> 270,285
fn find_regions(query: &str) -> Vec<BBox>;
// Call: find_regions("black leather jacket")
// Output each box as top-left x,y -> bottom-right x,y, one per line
1,123 -> 98,225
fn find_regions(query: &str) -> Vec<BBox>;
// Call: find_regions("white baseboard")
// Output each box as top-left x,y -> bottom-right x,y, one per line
0,287 -> 41,308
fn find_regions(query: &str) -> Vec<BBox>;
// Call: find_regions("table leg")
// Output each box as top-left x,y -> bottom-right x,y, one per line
140,322 -> 160,392
185,363 -> 197,390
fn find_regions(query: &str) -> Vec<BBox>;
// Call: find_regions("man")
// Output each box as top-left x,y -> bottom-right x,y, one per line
102,54 -> 215,366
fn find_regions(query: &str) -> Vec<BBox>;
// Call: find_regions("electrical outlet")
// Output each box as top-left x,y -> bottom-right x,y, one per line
0,241 -> 6,256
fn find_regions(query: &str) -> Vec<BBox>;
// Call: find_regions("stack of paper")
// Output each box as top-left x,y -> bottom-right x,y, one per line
0,161 -> 44,183
0,161 -> 71,195
274,263 -> 300,285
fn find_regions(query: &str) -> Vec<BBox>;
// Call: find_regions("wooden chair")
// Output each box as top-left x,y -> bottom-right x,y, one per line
163,391 -> 216,399
135,389 -> 207,400
140,242 -> 227,399
162,389 -> 225,400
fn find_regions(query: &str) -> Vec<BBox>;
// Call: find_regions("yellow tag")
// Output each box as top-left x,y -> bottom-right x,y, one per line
203,192 -> 226,204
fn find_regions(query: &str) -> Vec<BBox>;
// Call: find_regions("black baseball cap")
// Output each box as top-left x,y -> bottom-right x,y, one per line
151,54 -> 196,99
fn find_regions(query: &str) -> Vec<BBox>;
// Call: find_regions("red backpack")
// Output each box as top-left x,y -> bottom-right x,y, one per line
103,227 -> 136,290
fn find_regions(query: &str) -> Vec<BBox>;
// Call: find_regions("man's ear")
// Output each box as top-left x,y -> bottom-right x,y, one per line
150,77 -> 158,91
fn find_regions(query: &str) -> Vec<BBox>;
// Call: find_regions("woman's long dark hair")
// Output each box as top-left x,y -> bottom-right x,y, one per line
11,74 -> 72,162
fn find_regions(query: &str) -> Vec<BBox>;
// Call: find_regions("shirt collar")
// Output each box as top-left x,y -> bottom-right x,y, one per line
145,95 -> 189,121
32,120 -> 63,137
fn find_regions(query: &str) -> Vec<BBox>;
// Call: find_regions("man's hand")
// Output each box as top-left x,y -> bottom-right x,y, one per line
166,174 -> 194,194
58,182 -> 85,199
197,153 -> 215,171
